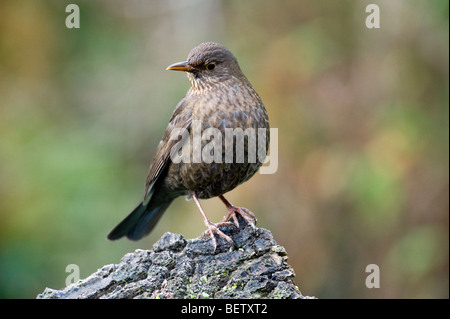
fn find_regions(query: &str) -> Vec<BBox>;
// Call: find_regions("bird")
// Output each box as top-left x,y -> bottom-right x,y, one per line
107,42 -> 269,251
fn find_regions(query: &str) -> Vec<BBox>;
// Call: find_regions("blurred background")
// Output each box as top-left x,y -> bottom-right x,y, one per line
0,0 -> 448,298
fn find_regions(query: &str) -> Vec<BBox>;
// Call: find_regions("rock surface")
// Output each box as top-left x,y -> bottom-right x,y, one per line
37,216 -> 311,299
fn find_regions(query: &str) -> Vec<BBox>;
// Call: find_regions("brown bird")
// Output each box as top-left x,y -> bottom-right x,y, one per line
107,42 -> 269,250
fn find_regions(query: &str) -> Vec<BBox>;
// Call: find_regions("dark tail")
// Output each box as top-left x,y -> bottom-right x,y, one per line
107,200 -> 172,241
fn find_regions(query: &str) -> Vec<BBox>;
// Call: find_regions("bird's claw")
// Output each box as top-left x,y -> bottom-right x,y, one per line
220,205 -> 257,230
203,221 -> 234,252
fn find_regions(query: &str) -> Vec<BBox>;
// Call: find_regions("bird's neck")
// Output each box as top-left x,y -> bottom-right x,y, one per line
188,76 -> 248,94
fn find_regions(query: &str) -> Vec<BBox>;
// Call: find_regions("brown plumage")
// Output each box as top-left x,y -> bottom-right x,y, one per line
107,42 -> 269,250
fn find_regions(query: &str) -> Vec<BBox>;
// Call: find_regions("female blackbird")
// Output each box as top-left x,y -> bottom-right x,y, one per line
107,42 -> 269,250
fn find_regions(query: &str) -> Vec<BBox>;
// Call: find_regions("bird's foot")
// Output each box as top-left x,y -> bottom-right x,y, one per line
190,191 -> 235,252
203,220 -> 234,252
219,196 -> 257,230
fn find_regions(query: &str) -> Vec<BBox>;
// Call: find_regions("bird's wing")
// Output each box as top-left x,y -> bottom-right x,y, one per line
143,98 -> 192,204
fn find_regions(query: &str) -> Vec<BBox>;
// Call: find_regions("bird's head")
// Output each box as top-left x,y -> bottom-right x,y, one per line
166,42 -> 245,90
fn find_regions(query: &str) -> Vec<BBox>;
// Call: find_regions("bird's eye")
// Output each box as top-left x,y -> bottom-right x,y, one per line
205,62 -> 216,71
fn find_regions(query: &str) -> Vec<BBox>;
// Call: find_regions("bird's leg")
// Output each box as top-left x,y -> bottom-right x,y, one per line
219,195 -> 257,229
190,191 -> 234,251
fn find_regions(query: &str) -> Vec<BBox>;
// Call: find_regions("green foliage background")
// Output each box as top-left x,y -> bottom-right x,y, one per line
0,0 -> 448,298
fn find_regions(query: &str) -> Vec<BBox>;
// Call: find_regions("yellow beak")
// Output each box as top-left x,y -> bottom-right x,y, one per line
166,61 -> 193,72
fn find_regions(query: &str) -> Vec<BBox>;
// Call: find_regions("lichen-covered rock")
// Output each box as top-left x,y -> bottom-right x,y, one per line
37,215 -> 311,299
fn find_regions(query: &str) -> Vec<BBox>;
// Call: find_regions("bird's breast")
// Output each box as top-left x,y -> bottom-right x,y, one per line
163,83 -> 269,198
